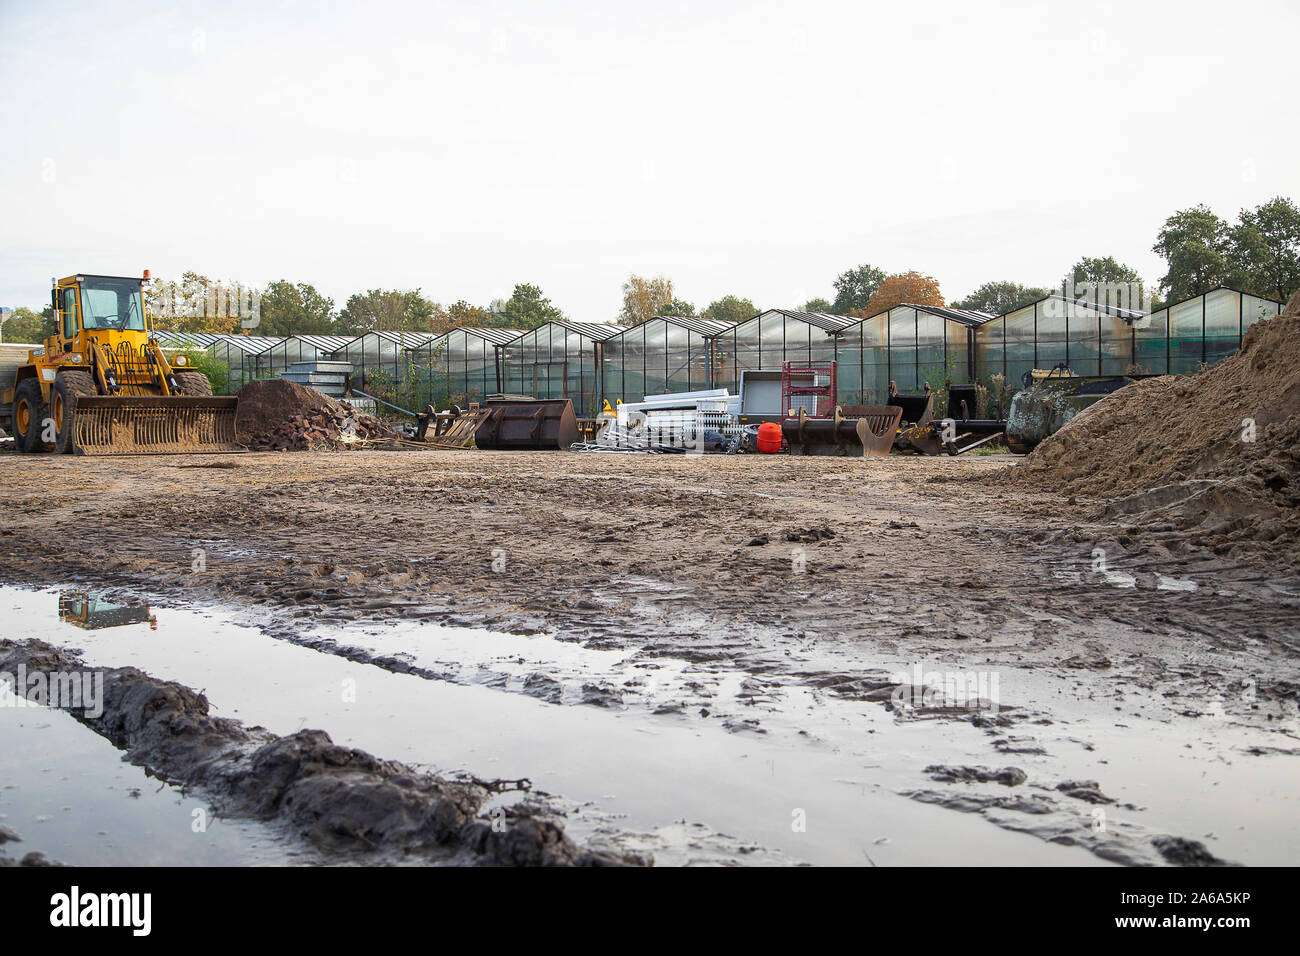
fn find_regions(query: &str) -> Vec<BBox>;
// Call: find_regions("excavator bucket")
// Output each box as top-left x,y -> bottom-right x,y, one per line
474,399 -> 580,451
781,405 -> 901,458
71,395 -> 242,455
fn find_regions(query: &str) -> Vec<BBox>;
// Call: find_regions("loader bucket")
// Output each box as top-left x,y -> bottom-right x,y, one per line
72,395 -> 242,455
781,406 -> 902,458
474,399 -> 580,451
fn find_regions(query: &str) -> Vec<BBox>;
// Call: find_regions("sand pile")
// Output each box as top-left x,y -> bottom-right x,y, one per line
1015,291 -> 1300,562
234,379 -> 397,451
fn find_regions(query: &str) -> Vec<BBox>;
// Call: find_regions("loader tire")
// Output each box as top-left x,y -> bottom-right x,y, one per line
173,371 -> 214,396
52,370 -> 98,454
12,378 -> 55,453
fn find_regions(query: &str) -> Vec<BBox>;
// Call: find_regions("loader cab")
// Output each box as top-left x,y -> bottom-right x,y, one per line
50,274 -> 150,357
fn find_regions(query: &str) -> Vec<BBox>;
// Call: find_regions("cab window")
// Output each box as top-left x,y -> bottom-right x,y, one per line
62,288 -> 77,338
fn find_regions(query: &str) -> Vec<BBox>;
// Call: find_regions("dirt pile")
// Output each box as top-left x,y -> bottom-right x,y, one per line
234,379 -> 397,450
1015,293 -> 1300,562
0,639 -> 645,867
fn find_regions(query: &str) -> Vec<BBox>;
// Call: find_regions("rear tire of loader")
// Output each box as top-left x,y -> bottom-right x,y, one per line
52,371 -> 98,454
12,378 -> 52,453
173,372 -> 214,396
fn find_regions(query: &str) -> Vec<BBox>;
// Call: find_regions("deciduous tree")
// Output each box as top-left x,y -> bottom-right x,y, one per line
857,271 -> 944,317
619,274 -> 675,325
831,264 -> 887,314
1228,196 -> 1300,302
701,295 -> 757,325
337,288 -> 437,334
259,280 -> 335,336
0,306 -> 55,343
951,281 -> 1048,316
1153,206 -> 1233,303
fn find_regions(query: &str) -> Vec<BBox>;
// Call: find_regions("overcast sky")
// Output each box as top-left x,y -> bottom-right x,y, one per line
1,0 -> 1295,321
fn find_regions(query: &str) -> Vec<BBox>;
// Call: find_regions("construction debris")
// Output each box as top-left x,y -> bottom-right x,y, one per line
235,379 -> 396,451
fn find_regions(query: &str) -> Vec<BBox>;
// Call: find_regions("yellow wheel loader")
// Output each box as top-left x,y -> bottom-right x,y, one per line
2,272 -> 240,455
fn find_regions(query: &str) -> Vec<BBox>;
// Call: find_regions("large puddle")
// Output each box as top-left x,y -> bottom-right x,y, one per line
2,586 -> 1296,865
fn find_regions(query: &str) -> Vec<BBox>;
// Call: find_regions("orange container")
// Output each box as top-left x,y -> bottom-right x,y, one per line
756,421 -> 783,454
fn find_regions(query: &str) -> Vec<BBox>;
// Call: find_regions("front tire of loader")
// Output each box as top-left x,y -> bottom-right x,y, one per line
52,371 -> 98,454
12,378 -> 52,453
173,371 -> 214,396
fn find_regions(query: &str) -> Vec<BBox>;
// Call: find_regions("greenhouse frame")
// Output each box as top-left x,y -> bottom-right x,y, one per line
973,294 -> 1146,387
601,315 -> 733,403
834,305 -> 992,405
1133,287 -> 1281,374
710,310 -> 853,396
500,321 -> 625,416
406,325 -> 518,406
250,334 -> 355,380
153,332 -> 286,392
331,330 -> 440,390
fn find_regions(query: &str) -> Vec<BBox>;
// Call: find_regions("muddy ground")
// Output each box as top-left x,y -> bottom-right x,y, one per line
1,448 -> 1297,865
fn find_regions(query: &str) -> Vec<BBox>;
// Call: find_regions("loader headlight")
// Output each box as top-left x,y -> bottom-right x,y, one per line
173,354 -> 188,366
69,354 -> 82,363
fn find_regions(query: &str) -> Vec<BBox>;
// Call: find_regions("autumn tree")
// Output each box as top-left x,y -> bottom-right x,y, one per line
831,263 -> 887,314
856,271 -> 944,317
259,280 -> 335,335
952,281 -> 1047,316
620,274 -> 675,325
145,271 -> 245,334
701,295 -> 757,325
444,300 -> 491,330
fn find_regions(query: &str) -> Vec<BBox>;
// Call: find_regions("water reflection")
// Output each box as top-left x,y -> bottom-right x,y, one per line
57,591 -> 157,631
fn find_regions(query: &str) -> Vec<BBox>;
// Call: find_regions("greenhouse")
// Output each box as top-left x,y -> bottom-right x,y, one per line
1134,287 -> 1282,374
710,310 -> 852,396
249,334 -> 355,380
419,326 -> 519,406
331,331 -> 440,391
500,321 -> 625,416
834,305 -> 991,405
601,316 -> 733,403
973,295 -> 1147,388
153,332 -> 286,393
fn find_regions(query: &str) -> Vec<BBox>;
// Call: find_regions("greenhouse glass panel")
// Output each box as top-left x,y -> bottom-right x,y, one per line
662,323 -> 697,392
1035,299 -> 1069,368
1003,305 -> 1037,387
1169,298 -> 1204,373
974,318 -> 1005,384
946,320 -> 970,386
1099,315 -> 1133,375
1203,289 -> 1242,366
1065,303 -> 1101,375
1134,307 -> 1168,374
915,312 -> 946,385
888,308 -> 918,391
1243,294 -> 1280,332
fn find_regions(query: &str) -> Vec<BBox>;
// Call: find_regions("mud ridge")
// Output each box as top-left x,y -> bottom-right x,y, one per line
0,639 -> 647,867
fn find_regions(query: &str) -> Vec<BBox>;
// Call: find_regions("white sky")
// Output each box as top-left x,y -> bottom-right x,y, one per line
1,0 -> 1296,321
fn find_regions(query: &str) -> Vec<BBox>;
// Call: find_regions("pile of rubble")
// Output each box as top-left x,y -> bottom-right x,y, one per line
245,406 -> 398,451
235,379 -> 398,451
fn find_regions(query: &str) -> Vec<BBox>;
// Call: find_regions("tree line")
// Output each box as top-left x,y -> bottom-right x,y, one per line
2,196 -> 1294,345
